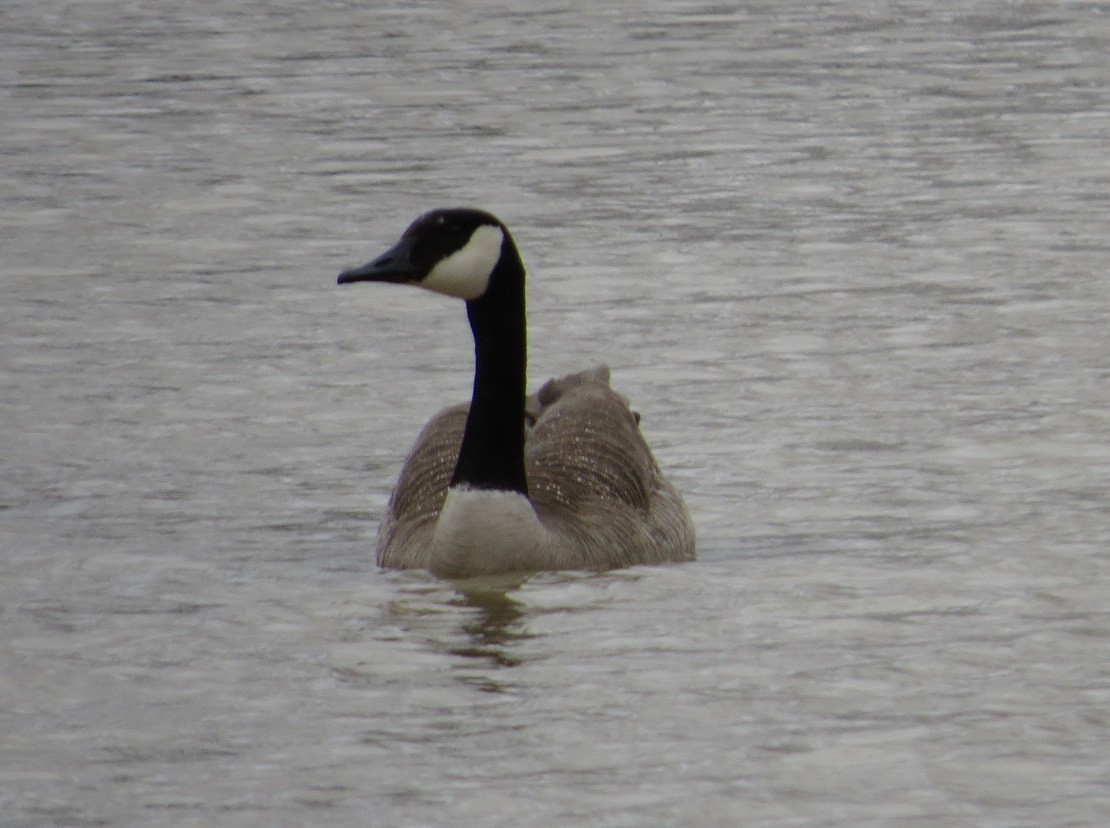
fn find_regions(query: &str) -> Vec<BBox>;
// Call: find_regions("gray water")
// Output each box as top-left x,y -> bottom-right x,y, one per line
2,1 -> 1108,825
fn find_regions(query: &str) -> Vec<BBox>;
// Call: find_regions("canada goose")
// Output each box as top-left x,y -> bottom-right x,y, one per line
338,208 -> 695,577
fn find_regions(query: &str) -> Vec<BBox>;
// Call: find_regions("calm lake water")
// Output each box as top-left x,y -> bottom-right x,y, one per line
3,1 -> 1108,825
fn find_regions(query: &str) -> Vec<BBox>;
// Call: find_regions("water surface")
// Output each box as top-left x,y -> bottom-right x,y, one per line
2,1 -> 1108,825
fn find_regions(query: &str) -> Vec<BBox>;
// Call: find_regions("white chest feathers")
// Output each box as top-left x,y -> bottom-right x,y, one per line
429,485 -> 553,576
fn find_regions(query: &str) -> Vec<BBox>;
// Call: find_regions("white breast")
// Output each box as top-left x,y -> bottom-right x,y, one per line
429,485 -> 553,576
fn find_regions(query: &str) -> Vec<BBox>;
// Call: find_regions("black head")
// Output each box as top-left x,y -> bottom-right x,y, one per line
338,208 -> 508,300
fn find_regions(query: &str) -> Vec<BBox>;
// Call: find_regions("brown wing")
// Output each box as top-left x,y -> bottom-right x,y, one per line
526,367 -> 695,568
377,368 -> 695,570
375,403 -> 467,568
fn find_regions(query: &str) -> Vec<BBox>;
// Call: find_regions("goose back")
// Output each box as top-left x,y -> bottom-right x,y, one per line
375,367 -> 695,572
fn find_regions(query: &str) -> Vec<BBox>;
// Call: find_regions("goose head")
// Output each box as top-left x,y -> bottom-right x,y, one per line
338,207 -> 531,498
338,208 -> 509,300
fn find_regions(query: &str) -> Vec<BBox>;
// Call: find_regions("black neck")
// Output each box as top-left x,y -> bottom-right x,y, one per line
450,238 -> 529,495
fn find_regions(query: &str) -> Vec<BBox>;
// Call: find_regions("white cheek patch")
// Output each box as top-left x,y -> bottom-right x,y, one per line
422,224 -> 504,300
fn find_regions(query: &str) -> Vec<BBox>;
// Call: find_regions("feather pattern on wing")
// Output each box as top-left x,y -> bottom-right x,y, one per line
376,366 -> 695,571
